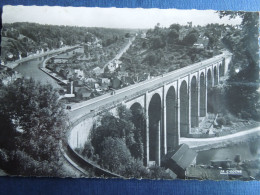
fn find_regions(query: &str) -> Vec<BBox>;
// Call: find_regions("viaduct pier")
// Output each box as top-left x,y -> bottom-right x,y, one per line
68,51 -> 232,167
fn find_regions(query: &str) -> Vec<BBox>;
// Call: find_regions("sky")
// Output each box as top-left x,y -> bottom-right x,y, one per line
2,5 -> 242,29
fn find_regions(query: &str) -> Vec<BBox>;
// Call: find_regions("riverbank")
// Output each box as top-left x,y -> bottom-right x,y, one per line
181,124 -> 260,151
3,45 -> 79,69
40,56 -> 68,85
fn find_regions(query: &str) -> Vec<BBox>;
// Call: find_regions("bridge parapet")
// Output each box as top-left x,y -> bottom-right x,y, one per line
68,51 -> 233,167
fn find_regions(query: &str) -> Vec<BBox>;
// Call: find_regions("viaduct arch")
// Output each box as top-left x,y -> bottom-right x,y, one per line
129,58 -> 230,166
148,93 -> 162,164
180,80 -> 189,137
68,52 -> 232,167
166,86 -> 178,153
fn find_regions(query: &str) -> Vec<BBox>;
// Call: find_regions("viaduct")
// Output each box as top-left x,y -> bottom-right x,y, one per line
68,51 -> 232,167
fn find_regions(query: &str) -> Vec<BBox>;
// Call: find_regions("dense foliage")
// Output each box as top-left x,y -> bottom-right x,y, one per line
80,105 -> 171,178
219,11 -> 260,120
0,78 -> 68,176
90,105 -> 145,162
1,22 -> 133,61
120,22 -> 230,77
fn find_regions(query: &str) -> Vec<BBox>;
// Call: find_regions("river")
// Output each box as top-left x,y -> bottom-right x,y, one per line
196,137 -> 260,165
14,56 -> 61,89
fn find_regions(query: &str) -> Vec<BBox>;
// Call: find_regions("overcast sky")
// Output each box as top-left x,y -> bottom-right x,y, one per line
2,5 -> 242,29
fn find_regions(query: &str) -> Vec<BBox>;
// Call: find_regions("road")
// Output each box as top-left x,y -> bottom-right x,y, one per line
180,124 -> 260,149
4,45 -> 79,69
69,51 -> 231,122
102,36 -> 135,72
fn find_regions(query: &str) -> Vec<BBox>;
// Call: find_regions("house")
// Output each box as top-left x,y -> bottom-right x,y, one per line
74,69 -> 84,78
7,52 -> 14,60
85,78 -> 98,89
0,67 -> 22,85
85,78 -> 97,83
99,78 -> 111,85
193,43 -> 204,49
163,144 -> 197,179
93,67 -> 103,75
74,87 -> 92,99
107,62 -> 116,72
94,83 -> 100,89
96,84 -> 109,93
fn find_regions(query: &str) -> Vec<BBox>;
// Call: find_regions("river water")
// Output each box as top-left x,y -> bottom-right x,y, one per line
14,56 -> 61,89
197,137 -> 260,165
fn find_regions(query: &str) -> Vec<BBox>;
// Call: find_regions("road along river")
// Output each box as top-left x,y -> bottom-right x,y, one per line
14,56 -> 61,88
196,137 -> 260,165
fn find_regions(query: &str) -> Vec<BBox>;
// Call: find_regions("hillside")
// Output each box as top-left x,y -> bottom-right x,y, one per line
1,22 -> 135,64
119,23 -> 236,78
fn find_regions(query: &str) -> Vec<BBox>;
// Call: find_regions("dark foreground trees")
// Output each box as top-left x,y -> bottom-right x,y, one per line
0,78 -> 68,176
81,105 -> 171,179
219,11 -> 260,120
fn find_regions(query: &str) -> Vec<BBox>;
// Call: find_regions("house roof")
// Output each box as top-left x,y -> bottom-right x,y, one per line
86,78 -> 97,82
167,144 -> 197,170
74,87 -> 92,98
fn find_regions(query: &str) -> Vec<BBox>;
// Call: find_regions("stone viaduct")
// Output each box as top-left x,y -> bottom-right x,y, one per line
68,51 -> 232,167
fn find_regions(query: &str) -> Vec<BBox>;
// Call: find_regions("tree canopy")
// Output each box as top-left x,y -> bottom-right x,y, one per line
0,78 -> 68,176
219,11 -> 260,120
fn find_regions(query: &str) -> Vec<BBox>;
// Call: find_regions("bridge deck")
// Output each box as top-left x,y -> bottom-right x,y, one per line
69,51 -> 232,122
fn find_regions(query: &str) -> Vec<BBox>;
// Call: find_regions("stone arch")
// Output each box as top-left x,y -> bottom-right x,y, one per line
207,69 -> 213,113
214,66 -> 218,85
180,80 -> 189,137
191,76 -> 199,127
200,72 -> 206,117
166,86 -> 178,152
130,102 -> 144,127
148,93 -> 161,164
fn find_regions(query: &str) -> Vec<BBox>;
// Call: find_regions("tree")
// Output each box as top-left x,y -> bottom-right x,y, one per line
219,11 -> 260,120
125,33 -> 130,38
99,137 -> 132,172
169,24 -> 181,32
90,105 -> 146,161
181,29 -> 199,46
167,29 -> 179,44
204,23 -> 223,50
150,36 -> 166,49
0,78 -> 67,176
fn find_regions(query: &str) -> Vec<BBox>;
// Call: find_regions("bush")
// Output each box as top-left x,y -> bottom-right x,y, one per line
216,117 -> 226,126
148,165 -> 172,179
76,142 -> 99,162
123,160 -> 149,178
216,114 -> 234,126
224,114 -> 233,125
99,137 -> 132,173
5,150 -> 64,177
